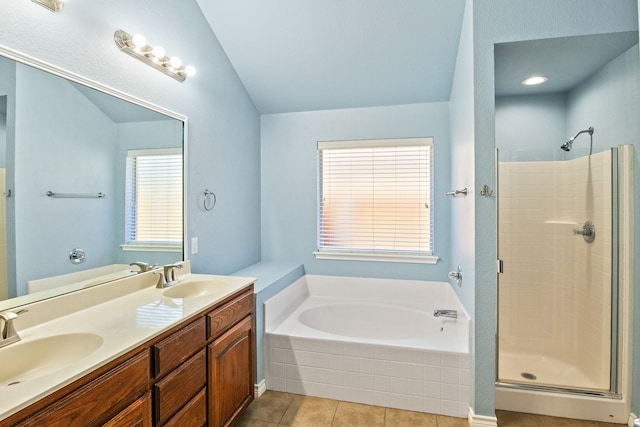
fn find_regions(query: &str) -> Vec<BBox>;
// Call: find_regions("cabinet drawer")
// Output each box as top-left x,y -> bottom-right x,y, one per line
20,350 -> 150,427
163,388 -> 206,427
102,392 -> 152,427
153,317 -> 206,378
207,290 -> 253,340
153,349 -> 206,426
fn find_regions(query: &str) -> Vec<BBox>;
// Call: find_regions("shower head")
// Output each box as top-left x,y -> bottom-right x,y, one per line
560,140 -> 572,151
560,127 -> 594,152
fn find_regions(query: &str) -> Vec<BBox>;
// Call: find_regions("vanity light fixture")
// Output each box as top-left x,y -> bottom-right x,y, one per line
114,30 -> 196,82
521,75 -> 548,86
31,0 -> 64,12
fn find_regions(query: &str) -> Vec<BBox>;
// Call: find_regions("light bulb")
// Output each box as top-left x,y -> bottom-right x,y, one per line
131,34 -> 147,49
151,46 -> 166,58
169,57 -> 182,69
184,65 -> 196,77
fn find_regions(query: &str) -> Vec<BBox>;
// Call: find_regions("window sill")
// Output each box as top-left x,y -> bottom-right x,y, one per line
121,243 -> 182,253
313,251 -> 439,264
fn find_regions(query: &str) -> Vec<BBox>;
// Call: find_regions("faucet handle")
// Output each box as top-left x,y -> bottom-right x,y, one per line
0,309 -> 27,345
154,270 -> 167,288
163,262 -> 184,284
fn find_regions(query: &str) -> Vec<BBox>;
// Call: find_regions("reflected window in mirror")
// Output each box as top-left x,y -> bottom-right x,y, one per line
123,148 -> 182,252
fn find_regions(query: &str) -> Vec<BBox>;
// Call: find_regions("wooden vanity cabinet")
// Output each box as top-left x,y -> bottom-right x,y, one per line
0,284 -> 254,427
12,350 -> 151,427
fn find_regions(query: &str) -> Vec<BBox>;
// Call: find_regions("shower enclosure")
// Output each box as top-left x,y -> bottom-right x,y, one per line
494,32 -> 637,423
496,143 -> 633,413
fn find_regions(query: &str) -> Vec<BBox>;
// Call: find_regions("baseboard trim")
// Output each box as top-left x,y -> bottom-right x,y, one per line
629,412 -> 638,427
255,379 -> 267,397
468,407 -> 498,427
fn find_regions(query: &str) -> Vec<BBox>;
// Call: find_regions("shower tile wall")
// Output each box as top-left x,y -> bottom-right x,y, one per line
498,151 -> 612,390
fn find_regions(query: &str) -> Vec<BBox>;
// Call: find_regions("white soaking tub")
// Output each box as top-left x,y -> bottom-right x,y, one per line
264,275 -> 470,418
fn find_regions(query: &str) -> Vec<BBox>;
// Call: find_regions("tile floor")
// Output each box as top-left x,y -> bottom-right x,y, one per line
236,391 -> 627,426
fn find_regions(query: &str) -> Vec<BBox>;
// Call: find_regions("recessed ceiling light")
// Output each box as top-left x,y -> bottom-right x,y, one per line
522,76 -> 548,86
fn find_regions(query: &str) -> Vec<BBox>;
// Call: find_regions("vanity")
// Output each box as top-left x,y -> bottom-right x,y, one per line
0,264 -> 255,427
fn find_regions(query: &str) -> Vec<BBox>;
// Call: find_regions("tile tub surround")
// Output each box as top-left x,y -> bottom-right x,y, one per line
264,275 -> 470,418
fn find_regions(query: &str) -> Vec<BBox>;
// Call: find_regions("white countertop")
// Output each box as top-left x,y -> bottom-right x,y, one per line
0,269 -> 255,421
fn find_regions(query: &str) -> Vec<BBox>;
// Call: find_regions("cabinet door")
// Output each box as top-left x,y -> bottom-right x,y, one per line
102,392 -> 152,427
208,316 -> 254,427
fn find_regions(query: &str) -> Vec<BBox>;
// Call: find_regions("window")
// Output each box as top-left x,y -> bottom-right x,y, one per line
123,148 -> 183,252
315,137 -> 436,263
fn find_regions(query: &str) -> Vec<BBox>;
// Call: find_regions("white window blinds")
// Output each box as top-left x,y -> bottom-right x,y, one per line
124,148 -> 183,251
317,138 -> 434,261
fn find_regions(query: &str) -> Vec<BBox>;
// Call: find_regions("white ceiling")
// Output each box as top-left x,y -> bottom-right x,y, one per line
196,0 -> 467,114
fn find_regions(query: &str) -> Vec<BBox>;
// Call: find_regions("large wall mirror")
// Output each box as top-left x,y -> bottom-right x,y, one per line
0,47 -> 186,311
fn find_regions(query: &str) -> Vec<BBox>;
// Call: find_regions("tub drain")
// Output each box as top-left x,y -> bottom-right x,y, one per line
521,372 -> 537,381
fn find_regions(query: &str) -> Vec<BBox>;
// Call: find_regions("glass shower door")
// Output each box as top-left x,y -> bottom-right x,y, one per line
496,147 -> 617,393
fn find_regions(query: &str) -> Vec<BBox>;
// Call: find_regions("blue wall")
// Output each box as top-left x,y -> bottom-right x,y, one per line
495,93 -> 567,161
0,0 -> 262,278
14,64 -> 116,295
568,45 -> 640,157
260,103 -> 451,281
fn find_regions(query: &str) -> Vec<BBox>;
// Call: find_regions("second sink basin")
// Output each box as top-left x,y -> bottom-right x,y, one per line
162,280 -> 223,299
0,333 -> 103,386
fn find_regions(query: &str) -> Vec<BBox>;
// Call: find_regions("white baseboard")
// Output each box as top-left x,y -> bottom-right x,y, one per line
468,407 -> 498,427
629,412 -> 638,427
254,379 -> 267,397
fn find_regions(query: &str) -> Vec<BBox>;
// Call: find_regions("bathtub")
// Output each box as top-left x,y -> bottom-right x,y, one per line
264,275 -> 470,418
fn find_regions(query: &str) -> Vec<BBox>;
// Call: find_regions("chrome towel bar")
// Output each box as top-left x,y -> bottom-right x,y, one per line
46,191 -> 106,199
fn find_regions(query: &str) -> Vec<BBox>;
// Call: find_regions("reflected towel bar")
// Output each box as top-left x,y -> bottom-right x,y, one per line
46,191 -> 106,199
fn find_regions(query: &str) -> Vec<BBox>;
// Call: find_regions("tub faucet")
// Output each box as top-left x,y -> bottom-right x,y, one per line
433,309 -> 457,319
0,309 -> 27,348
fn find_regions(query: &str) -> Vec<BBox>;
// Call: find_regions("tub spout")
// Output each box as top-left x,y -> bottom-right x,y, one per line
434,309 -> 457,319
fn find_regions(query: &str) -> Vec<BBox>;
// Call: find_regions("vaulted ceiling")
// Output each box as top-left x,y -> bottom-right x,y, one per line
196,1 -> 638,114
196,0 -> 466,114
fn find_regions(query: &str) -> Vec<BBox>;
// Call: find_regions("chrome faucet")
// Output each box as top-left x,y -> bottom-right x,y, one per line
0,309 -> 27,348
155,262 -> 183,288
130,261 -> 151,272
433,309 -> 457,319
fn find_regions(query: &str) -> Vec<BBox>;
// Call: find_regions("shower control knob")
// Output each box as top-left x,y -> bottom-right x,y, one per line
573,221 -> 595,243
448,266 -> 462,287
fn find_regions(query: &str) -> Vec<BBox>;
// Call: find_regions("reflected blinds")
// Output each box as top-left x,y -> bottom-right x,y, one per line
317,138 -> 433,257
125,148 -> 183,246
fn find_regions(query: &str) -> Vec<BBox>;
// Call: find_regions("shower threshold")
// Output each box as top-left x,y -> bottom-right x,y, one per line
496,381 -> 621,400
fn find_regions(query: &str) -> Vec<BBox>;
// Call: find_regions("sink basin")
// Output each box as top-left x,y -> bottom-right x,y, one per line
162,280 -> 223,299
0,333 -> 103,386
